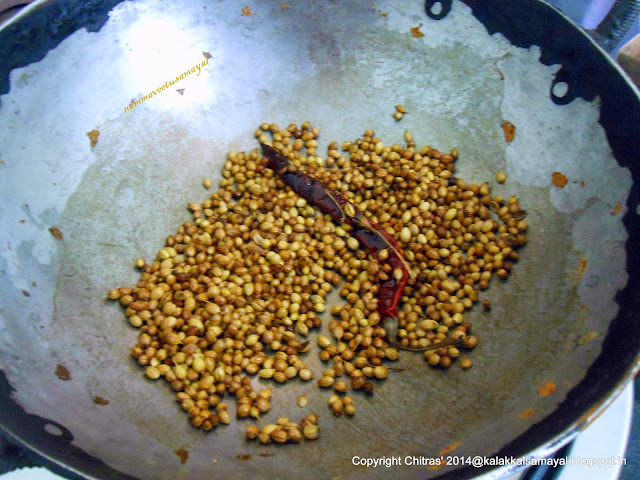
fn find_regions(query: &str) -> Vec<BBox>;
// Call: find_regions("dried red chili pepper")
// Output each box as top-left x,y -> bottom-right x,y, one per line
261,143 -> 408,317
261,143 -> 462,352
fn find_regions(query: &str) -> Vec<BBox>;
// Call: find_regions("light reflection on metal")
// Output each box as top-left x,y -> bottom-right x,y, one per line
125,17 -> 213,110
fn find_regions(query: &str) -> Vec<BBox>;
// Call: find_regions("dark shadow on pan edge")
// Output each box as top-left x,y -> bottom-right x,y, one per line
0,370 -> 137,479
0,0 -> 125,105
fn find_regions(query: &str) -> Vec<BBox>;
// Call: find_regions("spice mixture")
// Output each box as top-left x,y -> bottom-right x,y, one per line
108,122 -> 527,439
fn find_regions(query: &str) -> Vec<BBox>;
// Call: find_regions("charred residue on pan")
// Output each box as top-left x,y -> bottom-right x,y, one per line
174,447 -> 189,464
55,365 -> 71,381
93,396 -> 109,406
49,227 -> 63,241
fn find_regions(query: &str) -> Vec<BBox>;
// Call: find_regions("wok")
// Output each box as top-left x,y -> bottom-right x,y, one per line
1,0 -> 640,479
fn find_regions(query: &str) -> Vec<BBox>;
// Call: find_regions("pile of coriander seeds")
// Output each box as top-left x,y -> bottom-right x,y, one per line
108,121 -> 527,435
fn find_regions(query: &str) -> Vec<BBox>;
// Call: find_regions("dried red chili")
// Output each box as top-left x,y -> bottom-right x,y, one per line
261,143 -> 408,317
261,143 -> 464,352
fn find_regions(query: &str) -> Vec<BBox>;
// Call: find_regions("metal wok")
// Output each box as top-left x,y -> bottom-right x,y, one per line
1,0 -> 640,478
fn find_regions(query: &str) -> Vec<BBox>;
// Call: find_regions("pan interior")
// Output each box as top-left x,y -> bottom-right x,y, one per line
0,1 -> 632,478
